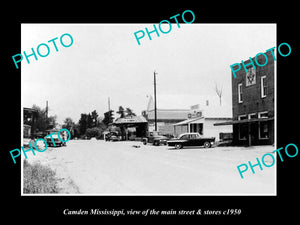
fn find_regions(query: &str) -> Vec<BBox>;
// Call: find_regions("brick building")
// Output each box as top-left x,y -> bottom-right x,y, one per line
215,50 -> 275,145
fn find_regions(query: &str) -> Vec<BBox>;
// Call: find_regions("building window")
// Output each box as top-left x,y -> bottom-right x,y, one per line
259,122 -> 269,139
238,115 -> 247,120
246,67 -> 256,86
258,111 -> 268,118
239,123 -> 247,140
238,115 -> 247,140
248,113 -> 257,120
261,75 -> 267,98
258,111 -> 269,139
238,83 -> 243,103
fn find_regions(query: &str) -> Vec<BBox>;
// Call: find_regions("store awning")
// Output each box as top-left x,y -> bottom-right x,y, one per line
114,116 -> 148,124
214,117 -> 274,126
173,117 -> 205,126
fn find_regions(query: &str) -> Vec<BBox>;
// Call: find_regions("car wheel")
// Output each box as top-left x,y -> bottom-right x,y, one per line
203,141 -> 211,148
142,139 -> 147,145
175,144 -> 182,149
153,140 -> 159,146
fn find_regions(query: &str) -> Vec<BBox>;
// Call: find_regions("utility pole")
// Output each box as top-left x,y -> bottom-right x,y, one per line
154,71 -> 157,131
108,97 -> 111,111
46,100 -> 48,119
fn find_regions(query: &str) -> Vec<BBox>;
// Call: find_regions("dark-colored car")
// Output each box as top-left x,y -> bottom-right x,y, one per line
106,132 -> 121,142
167,132 -> 215,149
142,131 -> 169,146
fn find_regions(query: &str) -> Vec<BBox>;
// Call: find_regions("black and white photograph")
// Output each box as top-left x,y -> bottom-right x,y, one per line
4,5 -> 299,223
21,23 -> 276,195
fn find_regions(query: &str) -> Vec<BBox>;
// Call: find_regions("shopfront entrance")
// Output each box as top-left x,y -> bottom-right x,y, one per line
190,123 -> 203,135
113,116 -> 148,141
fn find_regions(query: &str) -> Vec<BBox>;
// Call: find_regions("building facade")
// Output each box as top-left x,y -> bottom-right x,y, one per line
143,95 -> 232,140
174,103 -> 232,141
219,50 -> 275,145
142,109 -> 189,135
23,107 -> 38,138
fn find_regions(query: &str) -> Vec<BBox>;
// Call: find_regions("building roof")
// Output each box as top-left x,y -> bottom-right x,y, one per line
23,107 -> 38,113
214,117 -> 274,126
174,117 -> 205,126
146,109 -> 189,120
146,94 -> 232,118
114,116 -> 147,124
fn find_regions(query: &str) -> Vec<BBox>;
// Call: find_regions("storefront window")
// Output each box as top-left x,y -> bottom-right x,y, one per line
190,123 -> 203,135
238,83 -> 243,103
239,123 -> 247,140
261,75 -> 267,98
238,115 -> 247,120
259,121 -> 269,139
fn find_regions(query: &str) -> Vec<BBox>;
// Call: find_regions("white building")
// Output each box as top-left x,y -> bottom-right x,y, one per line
143,95 -> 233,141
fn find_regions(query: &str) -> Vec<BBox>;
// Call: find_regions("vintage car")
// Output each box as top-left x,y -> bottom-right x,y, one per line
167,132 -> 215,149
44,133 -> 66,147
142,131 -> 169,146
105,132 -> 122,142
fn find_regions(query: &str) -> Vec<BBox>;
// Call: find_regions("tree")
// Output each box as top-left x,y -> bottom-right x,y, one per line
116,106 -> 125,118
91,110 -> 99,127
31,104 -> 57,132
85,127 -> 105,139
78,113 -> 88,135
215,83 -> 223,106
62,117 -> 75,137
125,107 -> 136,117
103,110 -> 114,126
63,117 -> 74,130
87,113 -> 93,129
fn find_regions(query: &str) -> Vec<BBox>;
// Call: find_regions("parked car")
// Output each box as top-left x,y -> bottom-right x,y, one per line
167,132 -> 215,149
142,131 -> 169,146
44,133 -> 66,147
106,132 -> 121,142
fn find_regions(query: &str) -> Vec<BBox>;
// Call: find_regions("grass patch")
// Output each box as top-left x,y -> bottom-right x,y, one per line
23,160 -> 59,194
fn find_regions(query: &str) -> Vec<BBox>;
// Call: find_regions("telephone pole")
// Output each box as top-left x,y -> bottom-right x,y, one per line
46,100 -> 48,119
108,97 -> 111,111
154,71 -> 157,131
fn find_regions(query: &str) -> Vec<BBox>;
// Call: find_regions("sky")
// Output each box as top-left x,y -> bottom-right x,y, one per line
21,23 -> 276,124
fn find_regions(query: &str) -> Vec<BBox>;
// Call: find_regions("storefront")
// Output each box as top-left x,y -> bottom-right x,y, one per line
214,117 -> 274,146
113,116 -> 148,140
173,117 -> 204,135
173,103 -> 232,141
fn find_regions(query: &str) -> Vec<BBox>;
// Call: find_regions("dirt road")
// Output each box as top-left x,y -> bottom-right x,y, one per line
24,140 -> 276,195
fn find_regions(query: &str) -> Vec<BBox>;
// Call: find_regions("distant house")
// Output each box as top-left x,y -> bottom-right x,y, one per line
23,107 -> 38,138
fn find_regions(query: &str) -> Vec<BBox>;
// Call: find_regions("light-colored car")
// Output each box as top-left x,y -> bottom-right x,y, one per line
142,131 -> 169,146
45,133 -> 66,147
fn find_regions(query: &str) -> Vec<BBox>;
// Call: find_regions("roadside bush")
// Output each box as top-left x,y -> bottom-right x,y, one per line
86,127 -> 103,139
23,160 -> 58,194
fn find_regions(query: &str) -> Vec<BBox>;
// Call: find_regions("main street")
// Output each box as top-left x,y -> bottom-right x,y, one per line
24,140 -> 276,195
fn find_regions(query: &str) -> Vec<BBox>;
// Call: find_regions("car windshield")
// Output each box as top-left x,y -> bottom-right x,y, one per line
46,134 -> 59,138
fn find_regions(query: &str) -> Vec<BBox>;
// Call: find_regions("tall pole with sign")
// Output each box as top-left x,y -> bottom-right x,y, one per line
154,71 -> 157,131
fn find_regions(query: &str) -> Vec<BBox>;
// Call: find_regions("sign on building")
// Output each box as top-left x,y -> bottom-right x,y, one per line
246,67 -> 256,86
